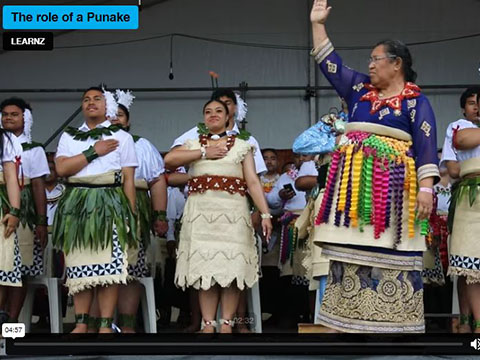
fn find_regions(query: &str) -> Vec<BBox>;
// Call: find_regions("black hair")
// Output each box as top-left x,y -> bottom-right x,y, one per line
262,148 -> 278,156
210,89 -> 237,104
0,98 -> 25,162
202,99 -> 229,115
375,39 -> 417,82
0,97 -> 32,113
82,86 -> 104,98
460,86 -> 480,109
118,104 -> 130,121
282,161 -> 295,173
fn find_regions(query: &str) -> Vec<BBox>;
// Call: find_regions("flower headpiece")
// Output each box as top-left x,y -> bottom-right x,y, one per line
23,108 -> 33,143
115,89 -> 135,110
234,92 -> 248,122
102,87 -> 119,120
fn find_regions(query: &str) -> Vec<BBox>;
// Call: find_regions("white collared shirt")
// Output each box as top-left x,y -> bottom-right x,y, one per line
56,120 -> 138,177
0,132 -> 22,171
134,137 -> 165,182
15,133 -> 50,179
171,122 -> 267,174
266,172 -> 307,212
440,118 -> 480,169
46,183 -> 66,226
297,160 -> 318,177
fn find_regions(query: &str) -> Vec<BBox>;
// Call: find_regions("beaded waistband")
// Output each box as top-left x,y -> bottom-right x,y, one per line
315,131 -> 419,249
188,175 -> 247,196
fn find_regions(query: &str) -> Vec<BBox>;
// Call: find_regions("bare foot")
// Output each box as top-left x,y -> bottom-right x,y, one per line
98,327 -> 114,334
71,324 -> 88,333
201,326 -> 215,333
458,324 -> 472,333
220,324 -> 233,334
451,318 -> 459,333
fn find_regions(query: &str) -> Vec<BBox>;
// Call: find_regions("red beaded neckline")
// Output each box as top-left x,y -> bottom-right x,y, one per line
359,82 -> 421,115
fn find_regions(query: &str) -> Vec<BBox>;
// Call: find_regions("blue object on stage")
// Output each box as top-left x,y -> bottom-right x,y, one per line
293,121 -> 336,155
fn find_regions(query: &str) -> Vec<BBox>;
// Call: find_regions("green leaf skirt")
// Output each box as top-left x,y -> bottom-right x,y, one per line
0,184 -> 35,227
447,176 -> 480,232
52,186 -> 138,255
0,184 -> 11,218
20,185 -> 36,230
136,189 -> 152,246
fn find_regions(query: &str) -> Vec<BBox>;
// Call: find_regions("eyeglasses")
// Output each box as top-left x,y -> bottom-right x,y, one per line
367,55 -> 397,64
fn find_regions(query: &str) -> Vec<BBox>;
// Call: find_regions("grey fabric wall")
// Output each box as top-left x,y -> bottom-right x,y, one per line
0,0 -> 479,152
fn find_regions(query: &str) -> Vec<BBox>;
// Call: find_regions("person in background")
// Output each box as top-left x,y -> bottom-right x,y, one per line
259,148 -> 282,328
0,97 -> 49,325
110,90 -> 168,333
266,153 -> 311,328
446,88 -> 480,332
440,86 -> 479,332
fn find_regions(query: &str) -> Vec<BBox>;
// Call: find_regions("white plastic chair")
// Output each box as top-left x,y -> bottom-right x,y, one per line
137,235 -> 159,333
19,235 -> 63,333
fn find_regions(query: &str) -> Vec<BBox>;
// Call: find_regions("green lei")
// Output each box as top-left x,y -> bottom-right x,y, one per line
65,125 -> 122,141
196,123 -> 251,140
132,135 -> 142,143
21,141 -> 44,151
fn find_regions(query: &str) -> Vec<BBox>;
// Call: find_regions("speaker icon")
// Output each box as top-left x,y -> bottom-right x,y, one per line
471,339 -> 480,350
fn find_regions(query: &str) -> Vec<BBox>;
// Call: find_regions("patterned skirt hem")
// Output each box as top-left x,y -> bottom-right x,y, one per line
447,267 -> 480,284
175,273 -> 258,291
66,274 -> 128,296
317,310 -> 425,333
320,244 -> 423,271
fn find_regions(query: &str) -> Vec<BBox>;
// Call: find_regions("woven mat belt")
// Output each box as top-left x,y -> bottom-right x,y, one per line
67,171 -> 122,188
188,175 -> 247,196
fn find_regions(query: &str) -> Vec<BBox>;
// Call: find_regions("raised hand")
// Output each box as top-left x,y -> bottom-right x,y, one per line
94,139 -> 119,156
310,0 -> 332,24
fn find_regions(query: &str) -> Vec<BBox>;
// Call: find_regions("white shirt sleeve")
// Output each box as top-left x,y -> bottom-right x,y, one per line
266,175 -> 285,210
139,138 -> 165,182
439,119 -> 476,169
2,133 -> 21,163
55,132 -> 72,158
171,127 -> 199,148
297,160 -> 318,177
25,147 -> 50,179
247,135 -> 267,175
119,132 -> 138,168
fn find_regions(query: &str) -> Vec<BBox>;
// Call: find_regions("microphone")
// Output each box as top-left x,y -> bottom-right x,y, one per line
169,61 -> 174,80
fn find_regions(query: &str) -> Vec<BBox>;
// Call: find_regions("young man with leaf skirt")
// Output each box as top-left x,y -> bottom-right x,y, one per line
53,86 -> 138,333
0,98 -> 49,325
